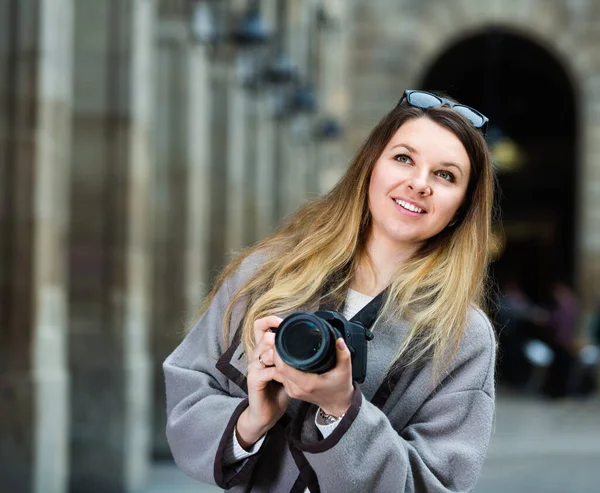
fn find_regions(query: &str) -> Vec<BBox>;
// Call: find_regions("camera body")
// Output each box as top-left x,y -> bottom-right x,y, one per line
274,310 -> 373,383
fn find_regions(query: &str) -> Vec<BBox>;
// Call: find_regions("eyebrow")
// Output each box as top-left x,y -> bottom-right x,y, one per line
389,143 -> 465,176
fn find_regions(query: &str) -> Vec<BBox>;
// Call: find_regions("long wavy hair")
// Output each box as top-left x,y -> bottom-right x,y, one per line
201,98 -> 497,378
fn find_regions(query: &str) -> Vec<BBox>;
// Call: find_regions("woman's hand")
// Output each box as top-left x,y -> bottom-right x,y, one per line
272,338 -> 354,418
236,316 -> 291,449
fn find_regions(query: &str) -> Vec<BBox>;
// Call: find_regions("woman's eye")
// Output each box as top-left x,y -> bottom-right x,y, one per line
394,154 -> 411,164
436,170 -> 455,182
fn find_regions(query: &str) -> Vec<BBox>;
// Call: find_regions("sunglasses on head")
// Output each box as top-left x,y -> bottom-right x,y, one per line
398,90 -> 489,135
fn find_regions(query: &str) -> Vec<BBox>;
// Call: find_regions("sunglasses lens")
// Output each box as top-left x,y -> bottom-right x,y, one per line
407,91 -> 443,109
453,106 -> 486,128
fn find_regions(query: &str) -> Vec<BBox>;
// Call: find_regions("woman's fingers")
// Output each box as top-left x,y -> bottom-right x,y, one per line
251,331 -> 275,364
249,315 -> 282,369
253,316 -> 283,345
259,347 -> 275,367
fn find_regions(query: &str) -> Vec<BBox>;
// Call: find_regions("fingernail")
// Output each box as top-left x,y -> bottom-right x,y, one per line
337,339 -> 346,350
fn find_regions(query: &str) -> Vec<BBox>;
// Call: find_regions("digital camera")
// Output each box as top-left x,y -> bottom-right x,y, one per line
274,310 -> 373,383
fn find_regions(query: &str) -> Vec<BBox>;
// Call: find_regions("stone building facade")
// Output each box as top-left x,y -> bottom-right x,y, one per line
0,0 -> 598,492
349,0 -> 600,304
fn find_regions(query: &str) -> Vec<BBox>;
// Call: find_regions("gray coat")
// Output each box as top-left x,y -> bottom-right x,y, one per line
164,253 -> 496,492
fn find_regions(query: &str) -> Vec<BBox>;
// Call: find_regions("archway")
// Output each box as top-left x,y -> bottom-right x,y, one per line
421,28 -> 578,304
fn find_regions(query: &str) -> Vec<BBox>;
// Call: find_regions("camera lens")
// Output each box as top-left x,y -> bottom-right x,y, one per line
281,321 -> 322,361
275,312 -> 338,374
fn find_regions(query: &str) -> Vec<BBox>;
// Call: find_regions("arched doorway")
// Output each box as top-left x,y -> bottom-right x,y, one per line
421,28 -> 578,304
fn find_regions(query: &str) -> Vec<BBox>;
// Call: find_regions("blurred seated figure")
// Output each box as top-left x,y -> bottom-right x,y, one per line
495,280 -> 547,388
568,299 -> 600,397
592,298 -> 600,347
523,339 -> 555,393
540,282 -> 581,399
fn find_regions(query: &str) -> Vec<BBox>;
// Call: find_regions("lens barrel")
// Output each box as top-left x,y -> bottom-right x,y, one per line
274,312 -> 340,374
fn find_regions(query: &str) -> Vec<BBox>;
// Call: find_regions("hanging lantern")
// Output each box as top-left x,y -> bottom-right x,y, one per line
315,116 -> 344,140
289,83 -> 318,114
264,51 -> 297,85
231,3 -> 271,47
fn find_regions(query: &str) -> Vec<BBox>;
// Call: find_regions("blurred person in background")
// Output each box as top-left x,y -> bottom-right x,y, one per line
548,282 -> 580,349
496,280 -> 546,388
163,91 -> 497,492
541,281 -> 581,398
593,298 -> 600,347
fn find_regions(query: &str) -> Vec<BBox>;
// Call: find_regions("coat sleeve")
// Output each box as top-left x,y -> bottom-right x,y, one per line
163,275 -> 261,489
288,314 -> 496,493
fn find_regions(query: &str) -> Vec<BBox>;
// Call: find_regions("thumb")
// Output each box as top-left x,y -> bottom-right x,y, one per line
336,337 -> 352,364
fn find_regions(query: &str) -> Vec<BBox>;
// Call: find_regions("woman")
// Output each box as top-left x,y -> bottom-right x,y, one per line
164,90 -> 497,492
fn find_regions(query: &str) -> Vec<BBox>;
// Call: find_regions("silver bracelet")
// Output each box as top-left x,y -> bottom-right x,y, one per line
317,407 -> 345,425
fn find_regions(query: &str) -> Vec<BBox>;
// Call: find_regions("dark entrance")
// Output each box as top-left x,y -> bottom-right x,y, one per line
421,29 -> 578,304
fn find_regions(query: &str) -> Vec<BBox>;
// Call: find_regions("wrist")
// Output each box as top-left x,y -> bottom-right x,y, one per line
236,409 -> 270,450
316,407 -> 345,425
320,388 -> 353,417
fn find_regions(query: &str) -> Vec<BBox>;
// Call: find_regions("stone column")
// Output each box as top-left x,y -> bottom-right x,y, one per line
244,94 -> 260,246
252,1 -> 278,240
207,43 -> 250,273
576,78 -> 600,309
151,15 -> 212,458
254,92 -> 277,240
0,1 -> 73,492
185,44 -> 212,312
317,0 -> 353,193
68,1 -> 155,491
225,61 -> 248,253
284,0 -> 312,215
207,58 -> 231,276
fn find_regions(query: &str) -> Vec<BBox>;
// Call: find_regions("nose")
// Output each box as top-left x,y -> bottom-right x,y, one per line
407,173 -> 432,196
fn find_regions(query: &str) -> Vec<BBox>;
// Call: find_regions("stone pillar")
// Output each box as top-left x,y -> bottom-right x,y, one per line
254,93 -> 277,240
244,94 -> 260,246
207,43 -> 250,273
273,120 -> 296,223
317,0 -> 353,193
151,15 -> 212,458
576,79 -> 600,309
284,0 -> 312,215
207,58 -> 231,276
0,1 -> 72,492
185,45 -> 212,313
68,1 -> 155,491
225,61 -> 248,253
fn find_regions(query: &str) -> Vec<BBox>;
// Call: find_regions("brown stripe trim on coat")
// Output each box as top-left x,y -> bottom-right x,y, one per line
290,474 -> 308,493
288,441 -> 321,493
213,398 -> 262,489
215,329 -> 248,394
370,366 -> 403,410
287,382 -> 362,454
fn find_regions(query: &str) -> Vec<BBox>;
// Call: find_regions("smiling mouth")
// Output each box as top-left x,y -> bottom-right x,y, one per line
393,198 -> 426,214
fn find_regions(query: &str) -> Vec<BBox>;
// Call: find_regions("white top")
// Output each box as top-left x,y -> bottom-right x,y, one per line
224,288 -> 375,469
343,288 -> 375,320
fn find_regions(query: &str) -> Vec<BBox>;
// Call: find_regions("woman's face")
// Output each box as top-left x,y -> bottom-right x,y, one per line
367,117 -> 471,253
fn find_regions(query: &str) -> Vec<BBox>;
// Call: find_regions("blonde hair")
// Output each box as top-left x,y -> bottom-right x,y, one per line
201,101 -> 497,379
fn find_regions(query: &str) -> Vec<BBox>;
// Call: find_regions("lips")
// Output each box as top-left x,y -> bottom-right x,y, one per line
393,198 -> 427,214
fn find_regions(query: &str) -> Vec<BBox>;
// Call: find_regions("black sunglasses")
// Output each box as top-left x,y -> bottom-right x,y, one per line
399,90 -> 489,134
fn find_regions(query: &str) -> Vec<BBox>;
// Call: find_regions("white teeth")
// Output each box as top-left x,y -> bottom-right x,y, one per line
394,198 -> 424,213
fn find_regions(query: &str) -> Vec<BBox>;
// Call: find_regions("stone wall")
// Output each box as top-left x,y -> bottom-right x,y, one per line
0,1 -> 73,492
347,0 -> 600,308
